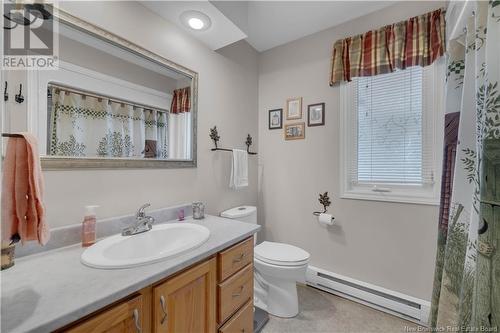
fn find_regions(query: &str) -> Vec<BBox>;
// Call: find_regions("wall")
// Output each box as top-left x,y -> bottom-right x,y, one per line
34,1 -> 259,228
258,1 -> 444,301
8,0 -> 444,302
59,35 -> 180,93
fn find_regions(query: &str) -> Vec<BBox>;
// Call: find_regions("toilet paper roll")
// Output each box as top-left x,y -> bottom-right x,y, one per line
318,213 -> 334,226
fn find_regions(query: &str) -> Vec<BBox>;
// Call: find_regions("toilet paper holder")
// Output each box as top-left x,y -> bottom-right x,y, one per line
312,192 -> 334,220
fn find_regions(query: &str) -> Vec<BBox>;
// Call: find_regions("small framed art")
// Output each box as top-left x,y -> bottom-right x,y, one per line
286,97 -> 302,120
284,122 -> 305,140
269,109 -> 283,130
307,103 -> 325,126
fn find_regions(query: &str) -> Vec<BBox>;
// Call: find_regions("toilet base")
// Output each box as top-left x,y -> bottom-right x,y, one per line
254,274 -> 299,318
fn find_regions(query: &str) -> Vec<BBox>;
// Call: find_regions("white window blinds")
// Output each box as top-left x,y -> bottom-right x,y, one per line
351,66 -> 434,186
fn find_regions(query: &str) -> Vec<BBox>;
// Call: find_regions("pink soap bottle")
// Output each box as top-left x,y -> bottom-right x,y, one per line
82,205 -> 99,247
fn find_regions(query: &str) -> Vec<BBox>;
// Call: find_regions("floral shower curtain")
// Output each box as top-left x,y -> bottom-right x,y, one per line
49,87 -> 168,159
431,1 -> 499,330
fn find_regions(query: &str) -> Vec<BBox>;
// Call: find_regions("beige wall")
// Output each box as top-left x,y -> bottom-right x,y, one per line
8,0 -> 444,302
257,1 -> 444,301
39,1 -> 259,228
59,35 -> 180,94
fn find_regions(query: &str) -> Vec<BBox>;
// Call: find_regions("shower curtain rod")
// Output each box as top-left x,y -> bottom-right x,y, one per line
48,83 -> 171,114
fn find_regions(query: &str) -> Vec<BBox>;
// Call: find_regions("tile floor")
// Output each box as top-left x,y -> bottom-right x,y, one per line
261,285 -> 423,333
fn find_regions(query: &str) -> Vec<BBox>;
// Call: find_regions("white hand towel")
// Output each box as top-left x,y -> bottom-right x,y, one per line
230,149 -> 248,189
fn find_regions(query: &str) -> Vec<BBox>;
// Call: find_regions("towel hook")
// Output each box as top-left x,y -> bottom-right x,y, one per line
15,83 -> 24,103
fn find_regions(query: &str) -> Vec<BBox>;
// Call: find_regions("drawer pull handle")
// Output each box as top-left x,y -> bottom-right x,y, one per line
233,253 -> 246,263
133,309 -> 142,333
160,295 -> 168,325
232,285 -> 244,297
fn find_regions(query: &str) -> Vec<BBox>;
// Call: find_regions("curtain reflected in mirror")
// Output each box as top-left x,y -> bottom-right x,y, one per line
46,85 -> 191,160
169,87 -> 191,159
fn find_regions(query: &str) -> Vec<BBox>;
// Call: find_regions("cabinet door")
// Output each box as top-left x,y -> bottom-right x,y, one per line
153,257 -> 217,333
65,295 -> 143,333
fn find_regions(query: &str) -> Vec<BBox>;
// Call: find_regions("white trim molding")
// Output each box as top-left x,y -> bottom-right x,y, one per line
306,266 -> 431,326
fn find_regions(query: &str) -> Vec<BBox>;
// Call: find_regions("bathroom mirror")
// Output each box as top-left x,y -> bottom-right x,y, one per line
29,8 -> 197,169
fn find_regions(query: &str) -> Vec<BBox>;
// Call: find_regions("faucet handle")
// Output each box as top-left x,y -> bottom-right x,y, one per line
136,203 -> 151,218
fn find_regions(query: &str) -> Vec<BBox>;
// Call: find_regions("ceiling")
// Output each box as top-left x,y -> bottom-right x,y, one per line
141,1 -> 395,52
212,1 -> 395,52
141,1 -> 247,50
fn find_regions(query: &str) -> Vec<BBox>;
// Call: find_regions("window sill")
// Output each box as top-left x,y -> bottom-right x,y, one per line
340,190 -> 440,206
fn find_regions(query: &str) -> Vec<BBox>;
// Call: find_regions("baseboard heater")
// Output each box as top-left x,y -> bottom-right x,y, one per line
306,266 -> 431,325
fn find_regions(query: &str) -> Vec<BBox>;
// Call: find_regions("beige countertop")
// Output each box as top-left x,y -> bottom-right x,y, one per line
1,215 -> 259,333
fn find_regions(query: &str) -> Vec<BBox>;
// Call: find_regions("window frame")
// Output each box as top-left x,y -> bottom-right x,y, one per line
339,60 -> 445,205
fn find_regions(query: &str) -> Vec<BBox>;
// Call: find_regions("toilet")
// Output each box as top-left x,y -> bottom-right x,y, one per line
220,206 -> 310,318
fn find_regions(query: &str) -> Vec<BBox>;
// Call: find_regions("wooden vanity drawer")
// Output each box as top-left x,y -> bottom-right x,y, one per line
218,300 -> 253,333
217,263 -> 253,324
218,237 -> 254,282
65,294 -> 143,333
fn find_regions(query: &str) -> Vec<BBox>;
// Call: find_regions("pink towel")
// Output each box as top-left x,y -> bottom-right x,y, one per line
1,133 -> 49,245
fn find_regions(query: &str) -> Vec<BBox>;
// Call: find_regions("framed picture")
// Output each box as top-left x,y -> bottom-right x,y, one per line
286,97 -> 302,120
284,122 -> 305,140
308,103 -> 325,126
268,109 -> 283,130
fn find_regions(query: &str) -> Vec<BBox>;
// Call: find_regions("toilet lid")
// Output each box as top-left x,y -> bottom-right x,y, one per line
254,241 -> 310,266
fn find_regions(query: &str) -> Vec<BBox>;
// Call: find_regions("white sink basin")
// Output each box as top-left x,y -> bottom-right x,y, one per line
81,223 -> 210,269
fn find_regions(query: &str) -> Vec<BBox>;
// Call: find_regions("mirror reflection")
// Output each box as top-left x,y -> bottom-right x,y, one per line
36,20 -> 194,163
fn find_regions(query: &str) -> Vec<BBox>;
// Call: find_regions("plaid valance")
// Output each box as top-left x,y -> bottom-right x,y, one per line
329,8 -> 445,85
171,87 -> 191,114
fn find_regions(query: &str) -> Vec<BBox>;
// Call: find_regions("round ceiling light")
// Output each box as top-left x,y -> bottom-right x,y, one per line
180,11 -> 211,31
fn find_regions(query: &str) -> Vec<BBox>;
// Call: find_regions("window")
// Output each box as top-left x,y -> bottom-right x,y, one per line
340,62 -> 444,205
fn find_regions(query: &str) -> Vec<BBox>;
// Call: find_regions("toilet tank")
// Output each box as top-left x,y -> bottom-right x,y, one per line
220,206 -> 257,224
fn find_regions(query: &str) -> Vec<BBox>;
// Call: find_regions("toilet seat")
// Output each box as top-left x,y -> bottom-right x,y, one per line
254,241 -> 310,267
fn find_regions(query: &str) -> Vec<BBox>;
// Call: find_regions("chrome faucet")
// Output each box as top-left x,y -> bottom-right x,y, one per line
122,203 -> 156,236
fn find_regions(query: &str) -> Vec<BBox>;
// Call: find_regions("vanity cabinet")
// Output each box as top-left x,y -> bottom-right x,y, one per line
153,257 -> 216,333
59,237 -> 254,333
65,294 -> 144,333
216,237 -> 254,332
